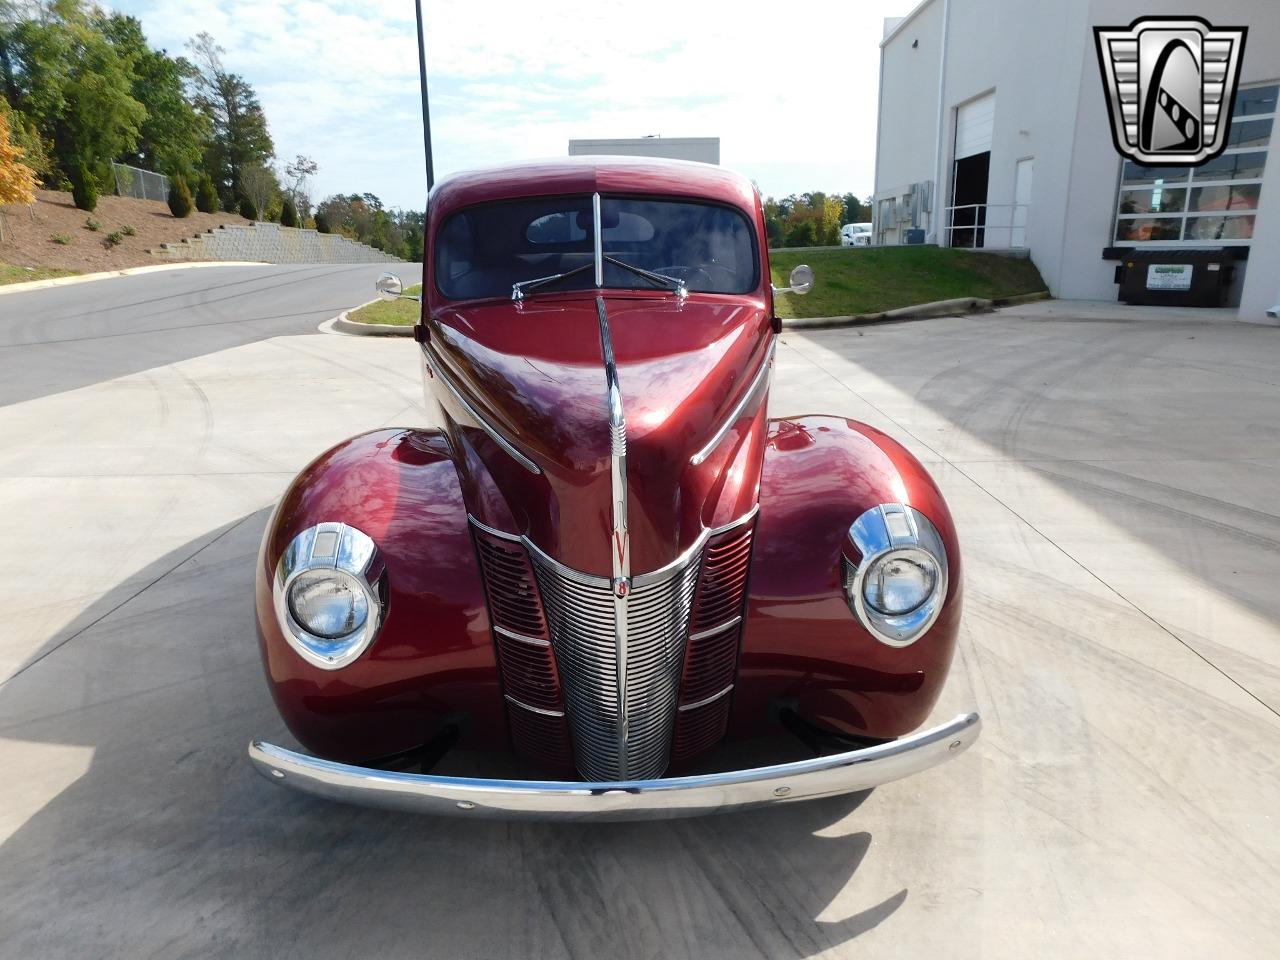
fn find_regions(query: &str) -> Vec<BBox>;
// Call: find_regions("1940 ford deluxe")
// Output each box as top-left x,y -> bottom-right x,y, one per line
249,157 -> 980,819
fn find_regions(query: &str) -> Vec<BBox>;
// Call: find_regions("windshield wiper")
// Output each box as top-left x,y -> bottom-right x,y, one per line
511,262 -> 595,301
603,256 -> 688,298
510,256 -> 689,301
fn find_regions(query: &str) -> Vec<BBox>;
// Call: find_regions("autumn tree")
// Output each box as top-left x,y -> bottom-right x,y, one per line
0,110 -> 37,240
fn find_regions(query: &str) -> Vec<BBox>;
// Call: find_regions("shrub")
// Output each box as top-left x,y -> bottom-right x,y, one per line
314,212 -> 330,234
121,224 -> 137,237
280,197 -> 298,228
195,175 -> 219,214
50,233 -> 72,245
104,231 -> 124,248
167,174 -> 193,218
84,217 -> 101,232
70,165 -> 98,212
238,196 -> 257,220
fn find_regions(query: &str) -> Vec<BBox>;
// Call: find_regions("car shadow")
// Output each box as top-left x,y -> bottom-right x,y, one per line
0,509 -> 904,959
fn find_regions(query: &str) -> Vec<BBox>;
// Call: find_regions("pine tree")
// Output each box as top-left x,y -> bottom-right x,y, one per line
238,196 -> 256,220
280,197 -> 298,228
167,173 -> 193,218
195,174 -> 219,214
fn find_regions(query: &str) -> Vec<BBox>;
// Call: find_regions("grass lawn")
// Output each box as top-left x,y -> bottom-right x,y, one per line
770,246 -> 1046,319
347,284 -> 422,325
0,262 -> 78,286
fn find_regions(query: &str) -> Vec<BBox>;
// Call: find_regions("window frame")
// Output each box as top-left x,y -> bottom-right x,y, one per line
432,193 -> 762,302
1111,81 -> 1275,247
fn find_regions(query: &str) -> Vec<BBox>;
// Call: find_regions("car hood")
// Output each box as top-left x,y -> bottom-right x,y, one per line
427,293 -> 773,576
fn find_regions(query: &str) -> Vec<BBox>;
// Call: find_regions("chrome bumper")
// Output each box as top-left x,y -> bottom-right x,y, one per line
248,712 -> 980,821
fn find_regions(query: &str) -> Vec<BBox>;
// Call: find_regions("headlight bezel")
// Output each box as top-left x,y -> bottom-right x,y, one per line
273,522 -> 385,670
843,504 -> 949,647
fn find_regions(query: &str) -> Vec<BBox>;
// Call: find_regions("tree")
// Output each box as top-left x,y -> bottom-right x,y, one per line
313,211 -> 330,233
6,0 -> 145,185
280,196 -> 297,227
785,220 -> 816,248
238,195 -> 256,220
167,172 -> 192,217
101,14 -> 208,178
283,153 -> 317,218
195,173 -> 218,213
0,110 -> 37,239
69,162 -> 96,211
238,162 -> 277,222
187,31 -> 274,205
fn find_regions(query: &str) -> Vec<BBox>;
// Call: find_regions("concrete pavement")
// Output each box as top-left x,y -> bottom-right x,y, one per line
0,279 -> 1277,958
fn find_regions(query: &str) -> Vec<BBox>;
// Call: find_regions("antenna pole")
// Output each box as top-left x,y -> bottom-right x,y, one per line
414,0 -> 435,190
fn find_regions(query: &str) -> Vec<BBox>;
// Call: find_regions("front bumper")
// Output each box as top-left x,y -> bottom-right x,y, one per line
248,712 -> 980,821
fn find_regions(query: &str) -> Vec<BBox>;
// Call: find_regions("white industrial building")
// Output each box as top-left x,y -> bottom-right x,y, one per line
873,0 -> 1280,322
569,137 -> 720,165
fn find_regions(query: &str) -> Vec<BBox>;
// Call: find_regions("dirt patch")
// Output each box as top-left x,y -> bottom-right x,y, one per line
0,189 -> 252,273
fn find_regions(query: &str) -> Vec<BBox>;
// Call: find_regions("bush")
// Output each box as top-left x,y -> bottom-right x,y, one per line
50,233 -> 72,245
314,212 -> 330,234
238,196 -> 257,220
121,224 -> 137,237
280,197 -> 298,228
104,231 -> 124,248
84,217 -> 101,232
195,175 -> 219,214
167,174 -> 193,218
70,166 -> 98,212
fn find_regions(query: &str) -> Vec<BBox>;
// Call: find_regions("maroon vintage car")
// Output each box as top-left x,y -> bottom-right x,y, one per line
249,157 -> 980,818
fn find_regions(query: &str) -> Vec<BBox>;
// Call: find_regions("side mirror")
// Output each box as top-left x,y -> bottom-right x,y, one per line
773,264 -> 814,296
375,273 -> 403,299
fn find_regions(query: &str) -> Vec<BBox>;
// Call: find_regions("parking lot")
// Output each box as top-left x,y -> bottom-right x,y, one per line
1,266 -> 1277,958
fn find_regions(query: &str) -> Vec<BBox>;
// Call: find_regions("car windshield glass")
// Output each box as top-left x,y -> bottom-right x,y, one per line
435,196 -> 758,300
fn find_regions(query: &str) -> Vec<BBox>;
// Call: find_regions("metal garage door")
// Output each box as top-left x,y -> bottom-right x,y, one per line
955,92 -> 996,159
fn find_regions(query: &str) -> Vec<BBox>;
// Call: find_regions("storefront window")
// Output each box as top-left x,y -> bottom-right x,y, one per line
1188,184 -> 1261,212
1113,83 -> 1274,246
1118,188 -> 1185,214
1183,215 -> 1255,241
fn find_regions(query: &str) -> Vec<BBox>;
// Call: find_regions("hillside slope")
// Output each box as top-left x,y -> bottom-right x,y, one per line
0,190 -> 251,273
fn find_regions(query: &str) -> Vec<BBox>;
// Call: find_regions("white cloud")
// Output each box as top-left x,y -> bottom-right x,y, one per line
113,0 -> 919,209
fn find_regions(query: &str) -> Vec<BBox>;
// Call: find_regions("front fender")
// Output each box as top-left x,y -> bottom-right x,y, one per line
733,416 -> 963,741
255,428 -> 505,763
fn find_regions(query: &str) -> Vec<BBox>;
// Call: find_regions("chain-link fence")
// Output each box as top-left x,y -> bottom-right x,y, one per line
111,163 -> 170,203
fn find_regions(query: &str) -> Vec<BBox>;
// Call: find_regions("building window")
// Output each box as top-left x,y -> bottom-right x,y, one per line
1112,82 -> 1275,245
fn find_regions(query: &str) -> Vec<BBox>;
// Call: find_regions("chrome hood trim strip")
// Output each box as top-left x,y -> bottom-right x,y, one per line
690,341 -> 775,466
596,294 -> 632,775
422,343 -> 542,475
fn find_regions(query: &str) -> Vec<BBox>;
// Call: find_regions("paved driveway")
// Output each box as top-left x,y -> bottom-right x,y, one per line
0,283 -> 1277,958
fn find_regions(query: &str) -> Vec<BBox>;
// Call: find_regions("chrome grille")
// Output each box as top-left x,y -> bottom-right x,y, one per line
532,550 -> 700,781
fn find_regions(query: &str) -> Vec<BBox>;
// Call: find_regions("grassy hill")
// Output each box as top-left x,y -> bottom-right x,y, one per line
0,190 -> 251,279
771,245 -> 1047,318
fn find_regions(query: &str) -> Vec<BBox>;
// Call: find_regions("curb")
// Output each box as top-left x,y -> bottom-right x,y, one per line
991,290 -> 1052,307
781,296 -> 994,330
328,301 -> 414,337
0,260 -> 269,297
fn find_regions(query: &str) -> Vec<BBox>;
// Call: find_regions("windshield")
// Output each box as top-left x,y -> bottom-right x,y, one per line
435,196 -> 759,300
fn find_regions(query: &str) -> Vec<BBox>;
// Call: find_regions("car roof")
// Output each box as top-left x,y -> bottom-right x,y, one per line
428,156 -> 760,225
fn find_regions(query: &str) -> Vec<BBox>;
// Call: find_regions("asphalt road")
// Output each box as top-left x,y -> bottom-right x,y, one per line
1,270 -> 1277,958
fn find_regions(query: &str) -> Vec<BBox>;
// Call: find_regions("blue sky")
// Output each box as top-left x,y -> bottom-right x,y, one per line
110,0 -> 919,211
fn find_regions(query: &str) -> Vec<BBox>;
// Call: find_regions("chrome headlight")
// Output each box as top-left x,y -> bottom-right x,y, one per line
273,522 -> 384,669
843,504 -> 948,647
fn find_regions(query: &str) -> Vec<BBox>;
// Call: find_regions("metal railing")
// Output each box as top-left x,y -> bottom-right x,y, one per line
111,163 -> 170,203
944,202 -> 1029,249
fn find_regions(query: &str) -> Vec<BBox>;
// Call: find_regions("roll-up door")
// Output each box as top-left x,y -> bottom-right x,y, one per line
955,93 -> 996,159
